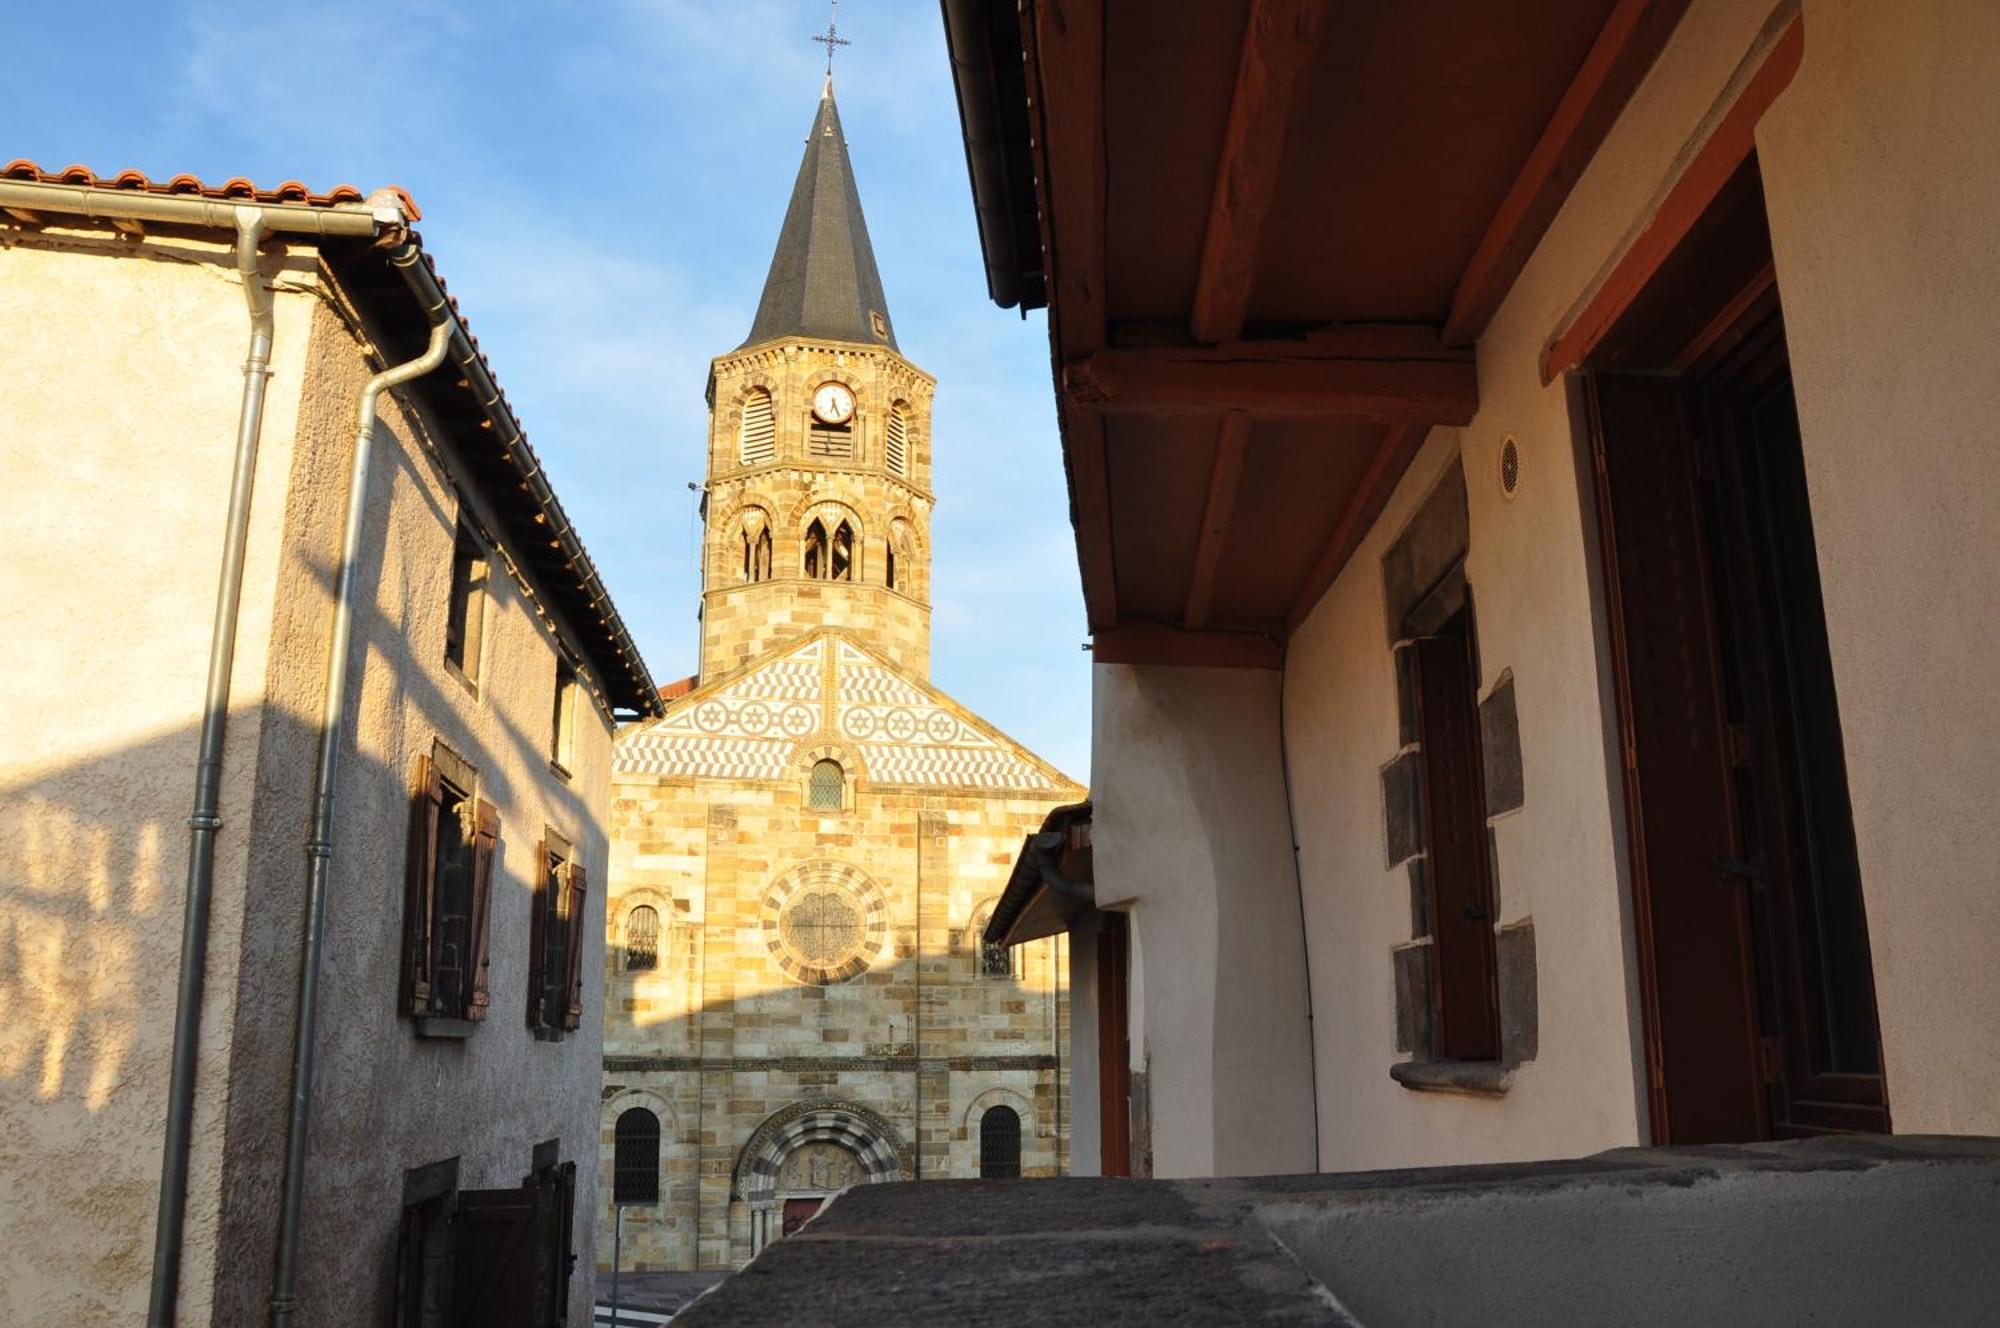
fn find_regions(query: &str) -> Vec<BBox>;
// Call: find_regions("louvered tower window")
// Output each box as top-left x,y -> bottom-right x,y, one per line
625,904 -> 659,972
885,404 -> 908,476
979,1106 -> 1022,1179
613,1108 -> 661,1205
739,389 -> 775,465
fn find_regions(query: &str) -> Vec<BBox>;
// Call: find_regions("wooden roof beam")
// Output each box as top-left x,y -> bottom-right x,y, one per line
1065,337 -> 1476,424
1442,0 -> 1695,348
1093,620 -> 1283,670
1182,414 -> 1251,630
1190,0 -> 1328,344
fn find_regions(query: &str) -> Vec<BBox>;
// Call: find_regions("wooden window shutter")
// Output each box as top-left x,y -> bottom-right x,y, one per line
453,1186 -> 538,1328
562,863 -> 588,1032
466,800 -> 500,1021
556,1160 -> 577,1323
401,755 -> 444,1017
1412,632 -> 1502,1061
527,841 -> 550,1031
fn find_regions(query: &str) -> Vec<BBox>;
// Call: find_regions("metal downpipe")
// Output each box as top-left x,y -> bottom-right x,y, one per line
148,207 -> 275,1328
268,255 -> 451,1328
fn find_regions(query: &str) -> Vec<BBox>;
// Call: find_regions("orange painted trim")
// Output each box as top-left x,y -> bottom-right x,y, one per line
1092,621 -> 1284,670
1541,14 -> 1804,383
1444,0 -> 1695,347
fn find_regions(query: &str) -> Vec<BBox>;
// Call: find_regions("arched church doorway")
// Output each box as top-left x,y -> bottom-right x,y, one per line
734,1101 -> 907,1255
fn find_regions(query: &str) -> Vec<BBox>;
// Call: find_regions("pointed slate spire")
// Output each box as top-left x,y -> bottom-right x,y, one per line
742,84 -> 897,351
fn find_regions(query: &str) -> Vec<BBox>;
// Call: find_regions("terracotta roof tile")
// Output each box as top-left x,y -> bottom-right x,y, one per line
1,159 -> 418,220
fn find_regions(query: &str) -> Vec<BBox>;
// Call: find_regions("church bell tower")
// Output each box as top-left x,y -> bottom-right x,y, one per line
699,81 -> 936,682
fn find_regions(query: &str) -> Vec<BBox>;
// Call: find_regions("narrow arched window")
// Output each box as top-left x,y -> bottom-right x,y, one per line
885,546 -> 896,590
614,1107 -> 661,1204
739,389 -> 775,465
831,521 -> 854,582
624,904 -> 659,972
885,403 -> 908,476
808,759 -> 845,811
804,520 -> 827,579
979,1105 -> 1021,1179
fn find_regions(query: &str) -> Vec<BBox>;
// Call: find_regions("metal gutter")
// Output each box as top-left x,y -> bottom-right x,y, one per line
988,801 -> 1094,948
0,178 -> 394,237
144,206 -> 280,1328
269,249 -> 452,1328
939,0 -> 1045,311
0,186 -> 412,1327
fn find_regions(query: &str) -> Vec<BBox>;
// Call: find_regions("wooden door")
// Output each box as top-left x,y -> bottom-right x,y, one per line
453,1187 -> 538,1328
1096,912 -> 1131,1177
1694,322 -> 1889,1135
1589,371 -> 1768,1143
781,1197 -> 824,1237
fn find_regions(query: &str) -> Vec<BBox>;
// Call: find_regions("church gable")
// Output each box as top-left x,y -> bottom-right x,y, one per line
616,633 -> 1076,796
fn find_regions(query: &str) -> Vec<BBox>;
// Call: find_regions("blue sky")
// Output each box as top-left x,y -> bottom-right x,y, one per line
13,0 -> 1092,780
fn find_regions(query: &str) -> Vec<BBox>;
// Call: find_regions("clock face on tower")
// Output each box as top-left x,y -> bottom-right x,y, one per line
811,382 -> 855,425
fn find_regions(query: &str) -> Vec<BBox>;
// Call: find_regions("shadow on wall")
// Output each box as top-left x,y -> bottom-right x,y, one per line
0,531 -> 604,1323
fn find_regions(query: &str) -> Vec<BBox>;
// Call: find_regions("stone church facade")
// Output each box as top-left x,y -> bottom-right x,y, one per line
598,84 -> 1083,1271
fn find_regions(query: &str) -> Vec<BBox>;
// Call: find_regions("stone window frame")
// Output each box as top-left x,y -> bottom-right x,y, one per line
1379,458 -> 1536,1097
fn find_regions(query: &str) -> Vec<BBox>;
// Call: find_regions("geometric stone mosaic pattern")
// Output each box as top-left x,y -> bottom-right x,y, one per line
616,631 -> 1065,793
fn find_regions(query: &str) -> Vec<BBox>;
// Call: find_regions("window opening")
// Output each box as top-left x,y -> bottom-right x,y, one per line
739,388 -> 775,465
886,547 -> 896,590
804,520 -> 827,579
831,521 -> 854,582
808,759 -> 845,811
551,658 -> 578,773
979,1105 -> 1022,1178
625,904 -> 660,971
444,522 -> 487,682
613,1108 -> 661,1205
741,512 -> 773,583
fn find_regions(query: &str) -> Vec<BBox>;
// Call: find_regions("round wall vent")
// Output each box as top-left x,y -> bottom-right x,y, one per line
1499,434 -> 1522,499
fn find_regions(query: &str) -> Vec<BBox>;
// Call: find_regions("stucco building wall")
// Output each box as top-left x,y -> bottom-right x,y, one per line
0,227 -> 320,1326
1753,0 -> 2000,1134
209,297 -> 614,1326
0,226 -> 620,1326
1089,663 -> 1315,1179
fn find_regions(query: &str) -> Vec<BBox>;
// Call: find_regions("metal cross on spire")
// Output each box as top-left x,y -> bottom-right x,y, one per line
812,0 -> 850,79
